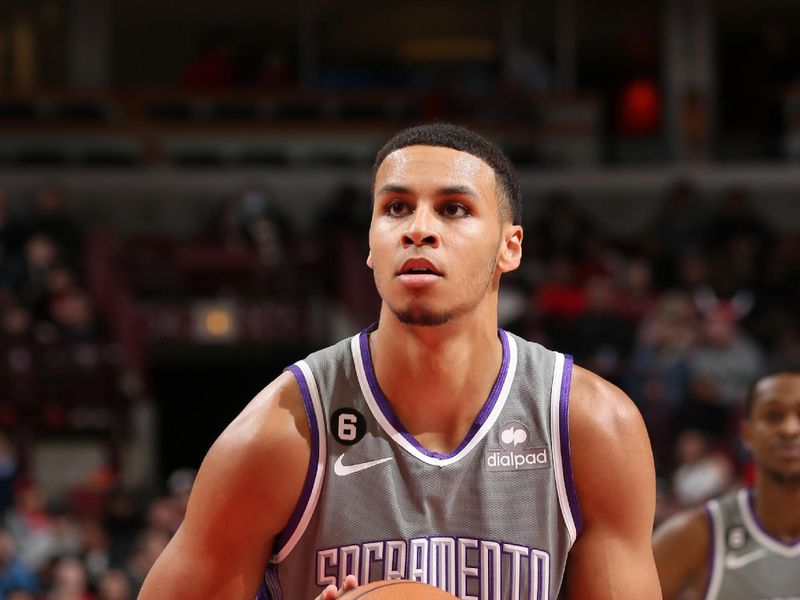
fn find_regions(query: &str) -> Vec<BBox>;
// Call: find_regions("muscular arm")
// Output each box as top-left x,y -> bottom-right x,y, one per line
652,508 -> 710,599
564,366 -> 662,599
139,372 -> 312,600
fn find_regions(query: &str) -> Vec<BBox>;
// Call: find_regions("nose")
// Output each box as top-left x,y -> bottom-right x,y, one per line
780,413 -> 800,437
401,206 -> 440,248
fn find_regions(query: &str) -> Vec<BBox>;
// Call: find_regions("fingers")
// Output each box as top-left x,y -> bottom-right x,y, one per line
316,575 -> 359,600
341,574 -> 358,593
317,584 -> 339,600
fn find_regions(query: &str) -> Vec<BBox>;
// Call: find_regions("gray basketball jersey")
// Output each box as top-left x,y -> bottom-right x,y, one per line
704,489 -> 800,600
256,327 -> 582,600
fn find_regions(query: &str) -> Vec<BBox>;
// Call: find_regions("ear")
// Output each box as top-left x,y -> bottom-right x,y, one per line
497,225 -> 523,273
366,251 -> 373,270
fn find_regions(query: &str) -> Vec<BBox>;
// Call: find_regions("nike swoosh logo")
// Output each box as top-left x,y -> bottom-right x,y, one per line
725,548 -> 768,570
334,455 -> 393,476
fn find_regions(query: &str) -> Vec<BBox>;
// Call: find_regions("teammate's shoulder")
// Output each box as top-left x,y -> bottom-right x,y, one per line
654,505 -> 711,549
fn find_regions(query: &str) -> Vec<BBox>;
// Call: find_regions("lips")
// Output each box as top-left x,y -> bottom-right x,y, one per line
775,443 -> 800,458
398,258 -> 443,277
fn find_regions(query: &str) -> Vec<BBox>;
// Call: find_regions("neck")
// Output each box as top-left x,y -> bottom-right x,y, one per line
368,303 -> 504,451
753,474 -> 800,542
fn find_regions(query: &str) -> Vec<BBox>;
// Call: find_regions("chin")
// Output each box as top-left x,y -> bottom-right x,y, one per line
764,465 -> 800,486
395,309 -> 453,327
392,302 -> 454,327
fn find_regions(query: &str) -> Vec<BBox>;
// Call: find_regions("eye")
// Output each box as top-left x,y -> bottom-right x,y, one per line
384,200 -> 410,217
761,410 -> 784,424
441,203 -> 470,218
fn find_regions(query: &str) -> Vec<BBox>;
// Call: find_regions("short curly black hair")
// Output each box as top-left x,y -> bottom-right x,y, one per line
373,123 -> 522,225
743,366 -> 800,417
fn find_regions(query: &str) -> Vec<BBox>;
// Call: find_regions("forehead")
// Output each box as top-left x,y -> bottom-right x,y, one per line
375,145 -> 495,191
752,373 -> 800,408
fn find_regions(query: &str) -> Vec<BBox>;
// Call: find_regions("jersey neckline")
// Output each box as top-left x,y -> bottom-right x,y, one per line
739,488 -> 800,557
350,324 -> 517,467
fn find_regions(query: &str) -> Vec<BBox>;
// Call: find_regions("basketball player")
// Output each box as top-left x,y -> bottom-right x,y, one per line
139,124 -> 661,599
653,368 -> 800,598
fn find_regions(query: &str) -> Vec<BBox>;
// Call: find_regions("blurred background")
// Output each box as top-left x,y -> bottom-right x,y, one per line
1,0 -> 800,597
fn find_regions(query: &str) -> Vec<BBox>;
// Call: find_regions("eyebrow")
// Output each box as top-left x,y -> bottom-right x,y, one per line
376,184 -> 479,198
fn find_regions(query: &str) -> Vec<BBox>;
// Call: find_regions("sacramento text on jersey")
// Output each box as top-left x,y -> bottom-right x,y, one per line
317,536 -> 551,600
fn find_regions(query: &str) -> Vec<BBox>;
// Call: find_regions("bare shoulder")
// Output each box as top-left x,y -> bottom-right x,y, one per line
567,364 -> 655,529
562,368 -> 661,596
213,369 -> 310,464
187,370 -> 312,541
138,371 -> 313,599
568,364 -> 645,441
653,507 -> 711,599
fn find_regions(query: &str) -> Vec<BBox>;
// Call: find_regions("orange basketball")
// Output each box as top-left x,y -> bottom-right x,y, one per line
338,580 -> 457,600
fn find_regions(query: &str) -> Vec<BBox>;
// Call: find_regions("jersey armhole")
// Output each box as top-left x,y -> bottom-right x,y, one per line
703,501 -> 724,600
550,353 -> 583,546
273,361 -> 327,562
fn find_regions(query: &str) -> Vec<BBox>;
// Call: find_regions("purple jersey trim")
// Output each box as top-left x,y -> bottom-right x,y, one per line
702,505 -> 715,600
747,488 -> 800,548
275,365 -> 320,551
558,355 -> 583,536
358,325 -> 511,460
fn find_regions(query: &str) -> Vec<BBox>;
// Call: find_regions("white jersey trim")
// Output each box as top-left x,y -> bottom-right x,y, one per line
549,352 -> 577,547
351,333 -> 519,467
704,500 -> 725,600
275,360 -> 327,562
738,488 -> 800,558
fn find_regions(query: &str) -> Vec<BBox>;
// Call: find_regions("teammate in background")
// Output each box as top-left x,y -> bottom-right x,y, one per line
139,124 -> 661,599
653,369 -> 800,599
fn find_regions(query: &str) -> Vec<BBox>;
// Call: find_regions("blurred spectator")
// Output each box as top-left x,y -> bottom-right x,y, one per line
96,569 -> 132,600
0,529 -> 37,598
79,519 -> 110,585
50,291 -> 102,342
626,293 -> 697,469
6,481 -> 58,571
224,185 -> 291,270
503,45 -> 552,94
0,191 -> 26,262
684,297 -> 764,434
704,188 -> 772,294
0,434 -> 18,514
535,255 -> 586,351
182,30 -> 240,90
19,235 -> 61,321
1,302 -> 33,338
46,555 -> 91,600
29,185 -> 81,267
617,257 -> 659,321
165,469 -> 195,521
249,49 -> 296,90
670,430 -> 735,507
102,490 -> 142,570
314,183 -> 371,296
653,181 -> 706,258
125,529 -> 169,596
570,276 -> 634,383
530,193 -> 591,260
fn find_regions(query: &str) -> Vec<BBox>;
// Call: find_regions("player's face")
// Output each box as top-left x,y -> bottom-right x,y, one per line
742,373 -> 800,485
368,145 -> 522,327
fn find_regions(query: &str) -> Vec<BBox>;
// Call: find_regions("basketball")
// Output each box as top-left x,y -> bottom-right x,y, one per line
338,580 -> 458,600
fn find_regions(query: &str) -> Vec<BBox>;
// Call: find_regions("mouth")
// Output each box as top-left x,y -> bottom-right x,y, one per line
775,444 -> 800,459
398,258 -> 443,277
396,258 -> 443,288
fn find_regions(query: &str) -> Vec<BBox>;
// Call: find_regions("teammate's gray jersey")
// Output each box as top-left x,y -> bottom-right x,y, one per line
704,489 -> 800,600
256,327 -> 582,600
